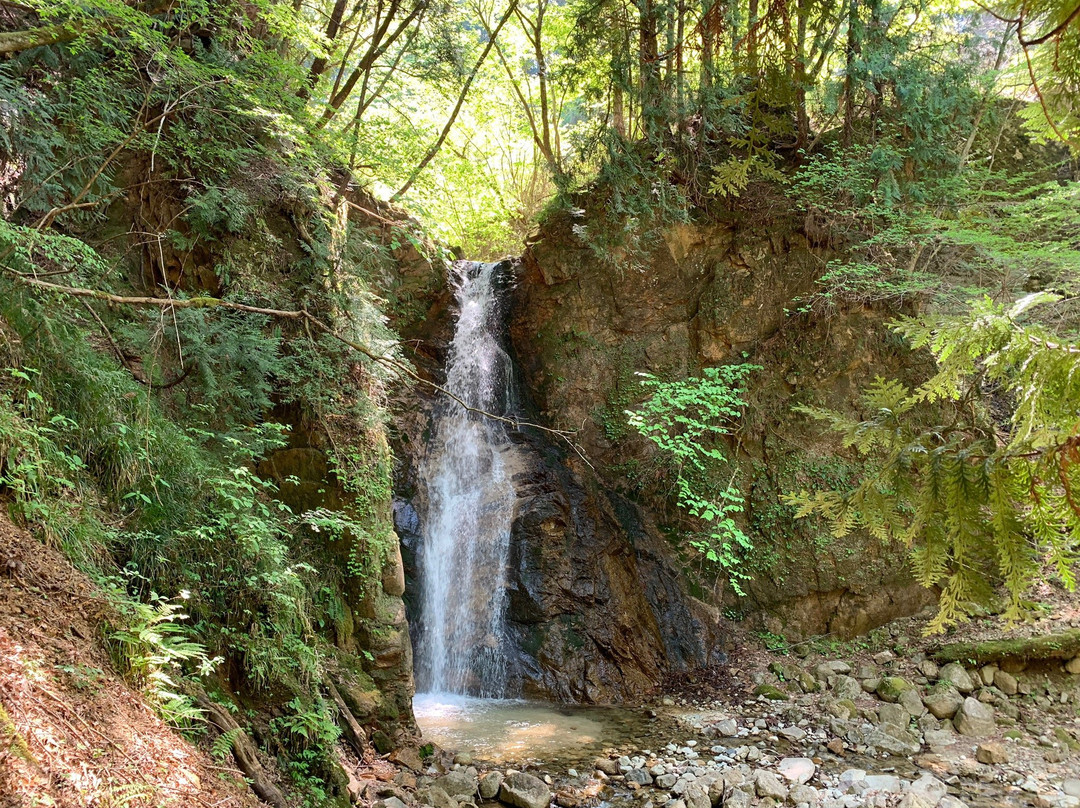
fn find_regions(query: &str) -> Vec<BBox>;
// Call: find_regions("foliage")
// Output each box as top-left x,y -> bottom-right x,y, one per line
786,293 -> 1080,632
106,589 -> 222,727
627,364 -> 759,592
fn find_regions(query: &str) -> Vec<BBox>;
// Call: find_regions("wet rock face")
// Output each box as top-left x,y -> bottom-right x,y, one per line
509,206 -> 937,640
503,432 -> 720,701
390,260 -> 719,703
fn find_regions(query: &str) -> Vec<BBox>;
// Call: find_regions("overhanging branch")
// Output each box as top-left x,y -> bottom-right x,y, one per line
4,272 -> 591,464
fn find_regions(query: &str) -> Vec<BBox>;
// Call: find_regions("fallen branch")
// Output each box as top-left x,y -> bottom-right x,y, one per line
196,696 -> 288,808
326,679 -> 372,762
3,272 -> 592,465
933,630 -> 1080,665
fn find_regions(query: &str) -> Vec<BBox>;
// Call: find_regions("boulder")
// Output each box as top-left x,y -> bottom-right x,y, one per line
625,769 -> 652,786
954,697 -> 995,736
789,784 -> 819,805
755,771 -> 788,801
993,670 -> 1019,695
684,783 -> 710,808
899,687 -> 926,718
499,773 -> 552,808
917,660 -> 939,679
439,772 -> 478,799
480,773 -> 505,800
1067,657 -> 1080,674
938,663 -> 975,693
976,742 -> 1009,764
425,787 -> 459,808
724,790 -> 751,808
876,677 -> 914,703
923,686 -> 963,719
832,676 -> 863,702
777,758 -> 815,785
905,774 -> 947,804
878,702 -> 909,728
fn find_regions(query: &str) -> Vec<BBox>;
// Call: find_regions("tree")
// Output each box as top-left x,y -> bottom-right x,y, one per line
786,293 -> 1080,632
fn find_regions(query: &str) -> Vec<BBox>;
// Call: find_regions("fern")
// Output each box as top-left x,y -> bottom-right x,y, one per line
785,292 -> 1080,632
211,727 -> 244,761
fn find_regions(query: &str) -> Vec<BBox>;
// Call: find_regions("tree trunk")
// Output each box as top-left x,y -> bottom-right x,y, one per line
842,0 -> 859,147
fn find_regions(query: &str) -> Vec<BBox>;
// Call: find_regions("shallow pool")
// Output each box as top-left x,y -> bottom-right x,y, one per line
413,693 -> 662,767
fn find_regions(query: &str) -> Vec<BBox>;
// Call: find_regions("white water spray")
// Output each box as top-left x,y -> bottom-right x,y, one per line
415,261 -> 516,697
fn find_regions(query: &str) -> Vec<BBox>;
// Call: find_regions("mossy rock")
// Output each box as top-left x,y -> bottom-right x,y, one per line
876,676 -> 914,703
1054,727 -> 1080,752
371,729 -> 395,754
754,684 -> 790,701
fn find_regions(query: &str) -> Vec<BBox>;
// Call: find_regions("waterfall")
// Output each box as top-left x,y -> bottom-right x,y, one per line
415,261 -> 516,698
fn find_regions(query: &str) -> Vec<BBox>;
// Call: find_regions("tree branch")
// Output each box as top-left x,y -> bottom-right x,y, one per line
4,272 -> 591,463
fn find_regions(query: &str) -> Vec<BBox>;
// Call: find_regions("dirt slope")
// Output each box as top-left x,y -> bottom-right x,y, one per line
0,515 -> 258,808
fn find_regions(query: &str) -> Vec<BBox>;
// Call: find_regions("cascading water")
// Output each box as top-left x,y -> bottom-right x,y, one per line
414,261 -> 516,698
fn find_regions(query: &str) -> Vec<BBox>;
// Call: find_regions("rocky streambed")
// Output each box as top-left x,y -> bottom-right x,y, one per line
355,616 -> 1080,808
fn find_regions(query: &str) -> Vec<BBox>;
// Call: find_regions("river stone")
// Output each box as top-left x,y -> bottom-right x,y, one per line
876,677 -> 914,703
897,794 -> 934,808
755,771 -> 788,801
863,725 -> 922,755
440,771 -> 478,799
878,702 -> 908,728
790,784 -> 819,805
378,798 -> 407,808
954,697 -> 995,736
832,676 -> 863,701
780,725 -> 807,742
480,773 -> 505,800
594,759 -> 619,776
715,719 -> 738,737
656,774 -> 678,789
838,769 -> 867,794
863,775 -> 901,793
500,772 -> 552,808
684,782 -> 709,808
976,742 -> 1009,764
777,758 -> 815,785
626,769 -> 652,786
899,687 -> 926,717
905,774 -> 947,804
724,790 -> 751,808
425,786 -> 459,808
923,686 -> 963,719
938,663 -> 975,693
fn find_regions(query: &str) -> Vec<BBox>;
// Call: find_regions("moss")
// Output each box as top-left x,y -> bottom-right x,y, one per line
876,677 -> 914,703
934,630 -> 1080,665
753,683 -> 789,700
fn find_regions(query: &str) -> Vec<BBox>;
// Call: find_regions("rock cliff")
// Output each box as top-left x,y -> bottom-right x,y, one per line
507,200 -> 936,642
